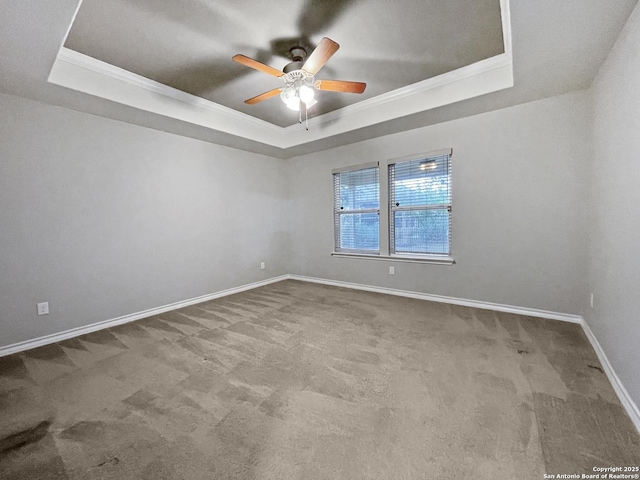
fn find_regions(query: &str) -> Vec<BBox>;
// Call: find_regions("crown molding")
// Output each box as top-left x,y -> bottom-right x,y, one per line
501,0 -> 513,58
56,48 -> 281,133
50,48 -> 283,146
282,53 -> 513,135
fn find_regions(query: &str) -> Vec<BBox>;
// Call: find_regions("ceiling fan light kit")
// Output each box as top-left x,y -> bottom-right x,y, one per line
280,70 -> 317,112
232,37 -> 366,130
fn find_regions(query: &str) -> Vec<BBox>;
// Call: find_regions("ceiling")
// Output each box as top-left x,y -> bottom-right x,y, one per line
0,0 -> 638,158
63,0 -> 505,127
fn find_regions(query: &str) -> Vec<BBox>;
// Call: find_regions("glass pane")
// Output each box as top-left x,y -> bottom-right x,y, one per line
339,213 -> 379,251
338,167 -> 379,210
392,156 -> 450,207
394,209 -> 449,254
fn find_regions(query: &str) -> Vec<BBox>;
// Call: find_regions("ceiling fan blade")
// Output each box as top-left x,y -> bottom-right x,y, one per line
317,79 -> 366,94
245,88 -> 282,105
302,37 -> 339,75
232,54 -> 283,78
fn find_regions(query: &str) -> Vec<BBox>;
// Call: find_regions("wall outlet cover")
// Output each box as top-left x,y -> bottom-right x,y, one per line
37,302 -> 49,316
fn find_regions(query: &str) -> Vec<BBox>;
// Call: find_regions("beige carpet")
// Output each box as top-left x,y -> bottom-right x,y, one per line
1,280 -> 639,479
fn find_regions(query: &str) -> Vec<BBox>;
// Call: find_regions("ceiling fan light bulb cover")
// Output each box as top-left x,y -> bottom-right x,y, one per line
285,97 -> 300,111
280,86 -> 299,110
299,85 -> 315,103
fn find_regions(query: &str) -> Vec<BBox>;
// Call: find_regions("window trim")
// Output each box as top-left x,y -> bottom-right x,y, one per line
331,161 -> 379,175
330,251 -> 455,265
332,149 -> 454,265
332,162 -> 380,254
388,150 -> 452,256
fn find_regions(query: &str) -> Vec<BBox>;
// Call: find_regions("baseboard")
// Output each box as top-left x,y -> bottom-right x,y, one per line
288,274 -> 640,434
3,272 -> 638,434
287,274 -> 582,323
579,320 -> 640,433
0,275 -> 289,358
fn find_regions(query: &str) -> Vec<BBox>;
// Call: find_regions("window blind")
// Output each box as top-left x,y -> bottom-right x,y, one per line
389,153 -> 452,255
333,166 -> 380,252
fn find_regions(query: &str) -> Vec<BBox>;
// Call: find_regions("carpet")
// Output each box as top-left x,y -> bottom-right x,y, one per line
1,280 -> 638,479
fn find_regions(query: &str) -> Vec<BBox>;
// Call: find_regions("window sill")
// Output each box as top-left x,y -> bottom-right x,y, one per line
331,252 -> 455,265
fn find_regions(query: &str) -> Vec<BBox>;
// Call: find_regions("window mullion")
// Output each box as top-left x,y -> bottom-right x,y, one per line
387,162 -> 395,254
379,161 -> 390,256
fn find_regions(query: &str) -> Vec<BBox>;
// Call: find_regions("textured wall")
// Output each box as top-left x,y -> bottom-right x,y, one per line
589,2 -> 640,412
286,90 -> 591,315
0,92 -> 288,347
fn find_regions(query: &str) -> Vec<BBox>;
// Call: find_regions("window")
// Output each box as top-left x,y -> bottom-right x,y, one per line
332,150 -> 452,263
389,152 -> 452,255
333,163 -> 380,253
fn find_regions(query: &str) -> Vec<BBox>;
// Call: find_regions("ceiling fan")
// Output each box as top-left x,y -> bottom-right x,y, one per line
232,37 -> 366,127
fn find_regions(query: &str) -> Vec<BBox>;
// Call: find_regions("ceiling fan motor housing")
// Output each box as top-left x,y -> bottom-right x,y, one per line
283,46 -> 307,73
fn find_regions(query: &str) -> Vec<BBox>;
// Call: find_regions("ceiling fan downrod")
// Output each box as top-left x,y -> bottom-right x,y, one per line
284,46 -> 307,73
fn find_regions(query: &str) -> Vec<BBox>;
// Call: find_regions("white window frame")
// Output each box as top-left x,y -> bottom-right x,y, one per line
389,151 -> 452,256
332,149 -> 454,265
332,162 -> 380,254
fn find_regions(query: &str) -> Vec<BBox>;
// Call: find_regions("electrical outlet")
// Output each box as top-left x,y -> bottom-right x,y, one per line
590,293 -> 594,309
260,262 -> 265,270
37,302 -> 49,316
389,266 -> 395,275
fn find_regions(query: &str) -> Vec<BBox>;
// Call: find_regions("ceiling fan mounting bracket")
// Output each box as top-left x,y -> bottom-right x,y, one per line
289,46 -> 307,62
283,46 -> 309,74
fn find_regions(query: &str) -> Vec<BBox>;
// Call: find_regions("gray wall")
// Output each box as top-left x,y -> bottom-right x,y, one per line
589,3 -> 640,409
0,92 -> 288,348
286,90 -> 591,315
1,15 -> 638,416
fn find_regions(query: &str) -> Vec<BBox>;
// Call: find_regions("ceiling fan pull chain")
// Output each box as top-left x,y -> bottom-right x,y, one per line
305,106 -> 309,131
299,105 -> 302,124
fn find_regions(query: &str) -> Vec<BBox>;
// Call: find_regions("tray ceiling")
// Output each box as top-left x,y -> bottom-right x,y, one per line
2,0 -> 638,158
64,0 -> 505,127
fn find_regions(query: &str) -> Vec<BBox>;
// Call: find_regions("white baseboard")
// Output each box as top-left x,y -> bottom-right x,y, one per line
0,275 -> 289,358
2,273 -> 638,434
579,320 -> 640,433
288,274 -> 640,433
287,274 -> 582,323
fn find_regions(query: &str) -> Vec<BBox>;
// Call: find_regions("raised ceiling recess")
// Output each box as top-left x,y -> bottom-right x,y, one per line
50,0 -> 512,148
